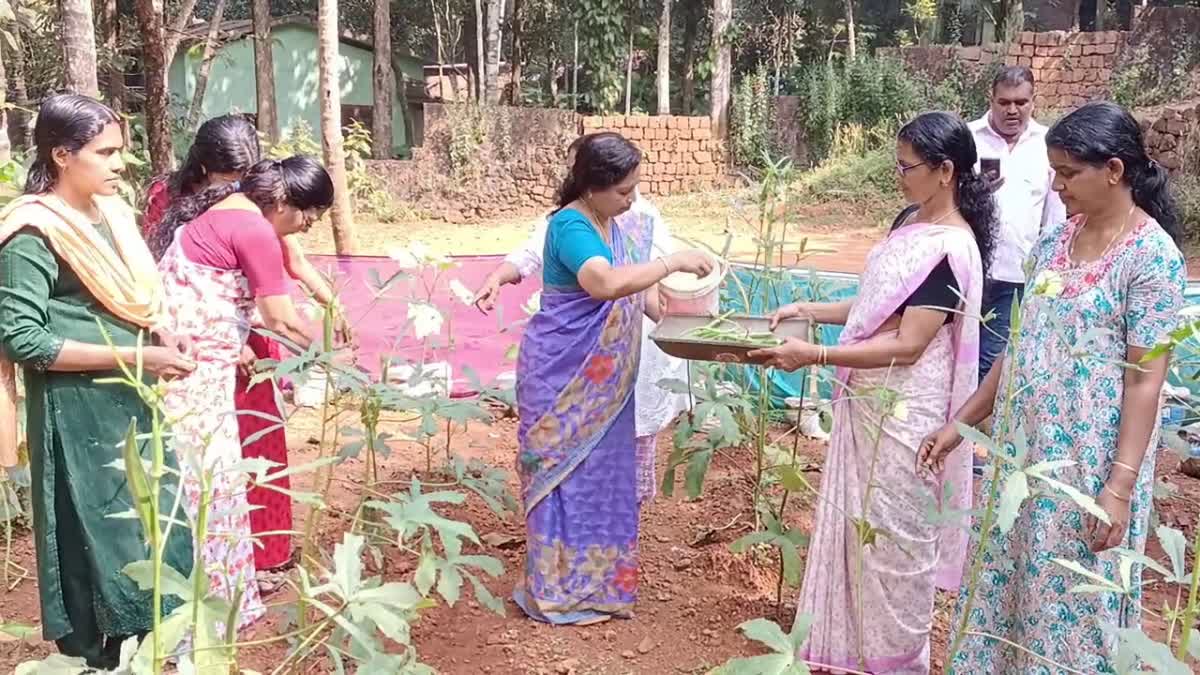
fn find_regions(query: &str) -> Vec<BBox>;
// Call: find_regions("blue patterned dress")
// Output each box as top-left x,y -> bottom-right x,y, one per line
950,216 -> 1186,674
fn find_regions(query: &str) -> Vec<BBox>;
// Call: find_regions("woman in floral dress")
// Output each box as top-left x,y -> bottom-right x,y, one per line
156,156 -> 331,632
143,116 -> 341,580
920,102 -> 1187,673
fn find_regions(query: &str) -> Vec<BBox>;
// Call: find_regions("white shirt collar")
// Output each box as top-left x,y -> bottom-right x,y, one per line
970,113 -> 1047,146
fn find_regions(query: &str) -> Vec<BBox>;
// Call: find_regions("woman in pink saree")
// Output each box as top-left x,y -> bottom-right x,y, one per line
749,112 -> 997,674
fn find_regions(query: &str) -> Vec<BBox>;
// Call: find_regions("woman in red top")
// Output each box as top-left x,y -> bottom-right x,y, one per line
156,156 -> 330,624
144,116 -> 339,583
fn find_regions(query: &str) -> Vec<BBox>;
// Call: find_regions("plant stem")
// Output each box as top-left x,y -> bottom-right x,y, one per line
149,403 -> 165,673
944,337 -> 1021,672
1174,514 -> 1200,660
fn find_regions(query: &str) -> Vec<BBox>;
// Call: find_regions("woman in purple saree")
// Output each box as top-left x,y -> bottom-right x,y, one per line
749,113 -> 998,674
514,133 -> 712,625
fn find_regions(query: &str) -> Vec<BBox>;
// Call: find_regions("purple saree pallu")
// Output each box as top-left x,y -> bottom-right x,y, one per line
513,215 -> 649,624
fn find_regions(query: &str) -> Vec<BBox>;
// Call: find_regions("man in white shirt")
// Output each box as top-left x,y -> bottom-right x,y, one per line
472,137 -> 690,505
970,66 -> 1066,380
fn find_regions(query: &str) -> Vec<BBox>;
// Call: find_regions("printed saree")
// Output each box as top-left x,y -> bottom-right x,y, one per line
513,210 -> 652,624
796,222 -> 982,674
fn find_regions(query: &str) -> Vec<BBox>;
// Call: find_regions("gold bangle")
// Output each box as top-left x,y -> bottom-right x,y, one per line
1104,485 -> 1131,502
818,345 -> 828,367
1112,461 -> 1139,475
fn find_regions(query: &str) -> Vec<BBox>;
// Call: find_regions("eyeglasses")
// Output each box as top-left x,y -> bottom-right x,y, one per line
896,160 -> 927,176
301,208 -> 327,228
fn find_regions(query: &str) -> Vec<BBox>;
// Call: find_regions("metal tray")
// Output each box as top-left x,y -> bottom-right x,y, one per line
649,314 -> 810,364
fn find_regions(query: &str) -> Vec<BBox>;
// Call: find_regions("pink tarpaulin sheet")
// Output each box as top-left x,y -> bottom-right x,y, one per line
301,254 -> 541,397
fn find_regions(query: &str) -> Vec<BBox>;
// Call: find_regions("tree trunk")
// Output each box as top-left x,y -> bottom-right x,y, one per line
484,0 -> 500,103
624,4 -> 635,115
656,0 -> 671,114
372,0 -> 394,158
318,0 -> 356,254
508,0 -> 523,104
711,0 -> 731,137
844,0 -> 857,60
474,0 -> 485,100
431,0 -> 447,100
187,0 -> 229,131
681,4 -> 697,115
253,0 -> 279,141
61,0 -> 100,97
7,17 -> 30,150
132,0 -> 174,173
0,39 -> 10,165
100,0 -> 128,131
571,20 -> 579,109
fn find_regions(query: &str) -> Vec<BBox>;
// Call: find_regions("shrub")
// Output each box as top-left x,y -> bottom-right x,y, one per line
731,65 -> 779,173
1112,36 -> 1200,109
784,54 -> 995,166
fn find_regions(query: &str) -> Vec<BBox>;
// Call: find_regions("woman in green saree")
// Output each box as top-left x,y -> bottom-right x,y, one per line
0,94 -> 195,669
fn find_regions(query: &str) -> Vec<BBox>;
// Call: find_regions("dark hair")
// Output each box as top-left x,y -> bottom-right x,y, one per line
25,93 -> 121,194
1046,101 -> 1180,245
170,114 -> 260,197
556,132 -> 641,209
567,135 -> 586,155
153,156 -> 335,256
897,111 -> 998,278
992,65 -> 1035,93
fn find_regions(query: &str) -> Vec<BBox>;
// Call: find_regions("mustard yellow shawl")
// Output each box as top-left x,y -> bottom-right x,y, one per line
0,193 -> 162,467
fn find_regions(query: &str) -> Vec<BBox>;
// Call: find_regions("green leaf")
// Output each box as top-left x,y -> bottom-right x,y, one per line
463,570 -> 506,616
954,421 -> 998,456
1156,525 -> 1190,583
716,654 -> 797,675
996,472 -> 1029,535
684,448 -> 714,499
731,531 -> 778,552
332,533 -> 365,598
1030,473 -> 1110,525
414,550 -> 437,596
1188,629 -> 1200,660
1052,558 -> 1123,593
121,560 -> 193,601
356,581 -> 423,609
351,604 -> 413,646
1113,627 -> 1190,675
737,618 -> 792,654
436,563 -> 463,606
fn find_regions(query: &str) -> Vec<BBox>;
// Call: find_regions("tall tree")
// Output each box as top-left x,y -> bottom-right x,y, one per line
508,0 -> 524,104
61,0 -> 100,97
0,32 -> 10,165
484,0 -> 501,103
474,0 -> 485,100
5,6 -> 30,150
844,0 -> 857,60
372,0 -> 394,157
100,0 -> 128,125
132,0 -> 173,172
134,0 -> 200,172
623,3 -> 634,115
711,0 -> 732,137
253,0 -> 278,141
656,0 -> 670,115
317,0 -> 356,254
186,0 -> 229,131
681,3 -> 697,114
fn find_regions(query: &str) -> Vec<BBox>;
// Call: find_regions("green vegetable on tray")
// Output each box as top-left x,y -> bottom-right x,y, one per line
682,314 -> 784,347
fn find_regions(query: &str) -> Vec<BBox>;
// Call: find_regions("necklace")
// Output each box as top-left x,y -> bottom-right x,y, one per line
1067,205 -> 1135,267
579,199 -> 612,246
911,206 -> 960,227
